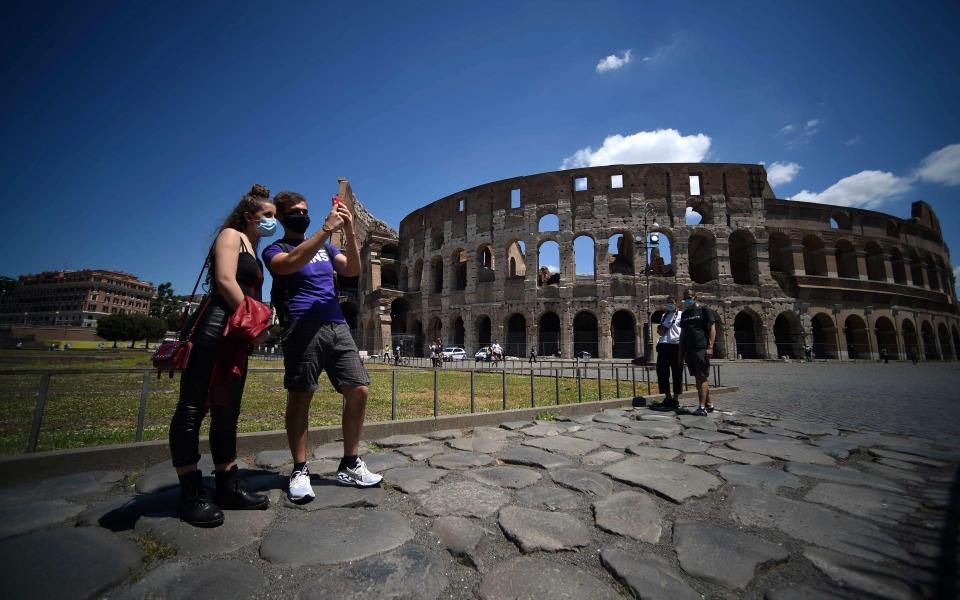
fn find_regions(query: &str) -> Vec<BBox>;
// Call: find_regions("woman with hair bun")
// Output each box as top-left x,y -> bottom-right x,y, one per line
168,184 -> 276,527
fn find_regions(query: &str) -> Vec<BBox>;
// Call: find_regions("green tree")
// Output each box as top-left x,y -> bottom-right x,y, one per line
129,314 -> 168,349
150,282 -> 182,331
97,314 -> 132,348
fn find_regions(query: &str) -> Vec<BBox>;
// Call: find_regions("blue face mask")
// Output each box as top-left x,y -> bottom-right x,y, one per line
682,298 -> 695,308
257,217 -> 277,237
666,303 -> 676,312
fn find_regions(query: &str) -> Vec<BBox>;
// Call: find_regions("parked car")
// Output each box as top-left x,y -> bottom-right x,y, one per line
474,347 -> 492,361
576,350 -> 592,359
442,347 -> 466,361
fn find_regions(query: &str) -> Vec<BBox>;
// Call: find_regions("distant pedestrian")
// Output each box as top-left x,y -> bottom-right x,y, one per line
15,341 -> 22,350
169,184 -> 275,527
908,347 -> 919,364
651,297 -> 683,412
879,348 -> 889,364
529,348 -> 537,364
678,289 -> 716,416
804,345 -> 813,362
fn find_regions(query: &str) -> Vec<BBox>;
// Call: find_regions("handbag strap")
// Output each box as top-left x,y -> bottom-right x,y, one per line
176,257 -> 211,338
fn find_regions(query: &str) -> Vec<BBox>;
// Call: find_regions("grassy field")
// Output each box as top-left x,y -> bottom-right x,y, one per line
0,349 -> 665,455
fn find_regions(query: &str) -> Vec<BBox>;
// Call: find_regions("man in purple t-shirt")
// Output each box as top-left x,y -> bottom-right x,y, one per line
263,191 -> 382,501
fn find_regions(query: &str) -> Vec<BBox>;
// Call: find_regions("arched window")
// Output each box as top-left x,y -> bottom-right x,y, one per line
573,235 -> 595,280
608,233 -> 634,275
478,245 -> 495,283
538,214 -> 559,232
767,232 -> 792,274
834,240 -> 858,279
538,241 -> 560,286
688,230 -> 717,283
452,249 -> 467,290
864,242 -> 885,281
506,240 -> 526,278
803,235 -> 827,276
729,230 -> 759,285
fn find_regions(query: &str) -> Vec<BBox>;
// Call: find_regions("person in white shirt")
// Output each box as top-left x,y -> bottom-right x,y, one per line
651,297 -> 683,411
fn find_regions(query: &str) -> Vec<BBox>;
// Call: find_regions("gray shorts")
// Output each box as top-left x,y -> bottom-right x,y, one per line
282,321 -> 370,393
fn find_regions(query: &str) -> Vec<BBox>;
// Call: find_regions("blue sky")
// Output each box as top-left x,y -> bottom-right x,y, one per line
2,1 -> 959,294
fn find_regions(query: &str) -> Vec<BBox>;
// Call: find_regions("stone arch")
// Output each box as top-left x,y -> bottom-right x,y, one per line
381,263 -> 400,290
399,265 -> 409,291
830,211 -> 853,230
712,314 -> 727,359
889,247 -> 907,284
925,256 -> 941,291
538,311 -> 561,357
411,320 -> 424,357
773,311 -> 803,359
908,250 -> 924,287
608,232 -> 634,275
733,309 -> 764,359
874,317 -> 898,359
611,310 -> 636,359
729,230 -> 759,285
537,240 -> 561,286
412,259 -> 423,292
451,316 -> 465,347
834,239 -> 858,279
430,231 -> 444,252
573,311 -> 599,358
767,232 -> 793,274
506,240 -> 526,278
901,319 -> 919,359
811,312 -> 838,359
381,243 -> 399,260
451,248 -> 467,290
864,242 -> 885,281
430,256 -> 444,293
477,244 -> 495,283
688,229 -> 718,284
573,234 -> 596,280
648,227 -> 674,276
803,235 -> 827,276
506,313 -> 527,357
475,315 -> 492,349
428,316 -> 443,347
390,298 -> 409,336
921,320 -> 939,360
844,314 -> 869,360
937,323 -> 953,360
538,213 -> 560,232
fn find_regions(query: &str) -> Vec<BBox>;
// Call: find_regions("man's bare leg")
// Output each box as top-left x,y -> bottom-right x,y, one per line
286,390 -> 314,464
341,384 -> 369,457
696,376 -> 709,408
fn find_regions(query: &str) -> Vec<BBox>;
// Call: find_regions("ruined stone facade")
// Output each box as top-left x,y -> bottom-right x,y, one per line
344,164 -> 959,361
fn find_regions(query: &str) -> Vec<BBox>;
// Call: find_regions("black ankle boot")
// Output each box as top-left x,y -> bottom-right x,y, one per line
214,465 -> 269,510
177,470 -> 224,527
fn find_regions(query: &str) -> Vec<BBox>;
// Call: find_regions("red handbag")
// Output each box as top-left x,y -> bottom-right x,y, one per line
151,260 -> 210,378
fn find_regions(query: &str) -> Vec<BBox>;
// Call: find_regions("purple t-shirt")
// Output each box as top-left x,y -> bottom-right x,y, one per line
262,238 -> 346,323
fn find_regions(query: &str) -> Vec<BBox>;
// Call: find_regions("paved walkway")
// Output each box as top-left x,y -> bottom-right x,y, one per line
1,365 -> 959,599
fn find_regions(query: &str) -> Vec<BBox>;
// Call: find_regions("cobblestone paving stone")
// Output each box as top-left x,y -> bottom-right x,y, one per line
1,362 -> 958,599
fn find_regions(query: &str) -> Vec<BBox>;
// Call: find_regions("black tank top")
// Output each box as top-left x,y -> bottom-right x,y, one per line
235,239 -> 263,300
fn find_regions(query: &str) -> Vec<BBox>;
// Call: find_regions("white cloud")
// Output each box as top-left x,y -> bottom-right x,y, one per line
766,161 -> 802,187
560,129 -> 711,169
790,170 -> 912,209
596,50 -> 632,73
915,143 -> 960,186
845,135 -> 861,146
776,118 -> 820,147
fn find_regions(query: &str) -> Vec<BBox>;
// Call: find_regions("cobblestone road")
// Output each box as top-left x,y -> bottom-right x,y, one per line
716,361 -> 960,441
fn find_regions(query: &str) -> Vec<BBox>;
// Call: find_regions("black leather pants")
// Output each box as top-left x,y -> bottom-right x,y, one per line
168,303 -> 247,468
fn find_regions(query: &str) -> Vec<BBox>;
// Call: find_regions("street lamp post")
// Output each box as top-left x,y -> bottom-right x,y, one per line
640,204 -> 659,364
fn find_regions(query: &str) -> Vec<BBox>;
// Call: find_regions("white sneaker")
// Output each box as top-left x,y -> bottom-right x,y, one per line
336,457 -> 383,487
288,466 -> 315,503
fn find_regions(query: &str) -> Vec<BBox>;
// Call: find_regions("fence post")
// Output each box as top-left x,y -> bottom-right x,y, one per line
26,372 -> 52,453
433,368 -> 439,418
631,366 -> 637,398
501,369 -> 507,410
615,367 -> 620,398
530,368 -> 535,408
576,367 -> 582,403
470,370 -> 475,413
597,365 -> 602,401
555,368 -> 560,405
644,366 -> 650,395
135,370 -> 150,443
391,370 -> 398,420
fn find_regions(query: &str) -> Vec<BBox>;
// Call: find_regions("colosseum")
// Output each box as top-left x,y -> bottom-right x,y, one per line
335,164 -> 959,362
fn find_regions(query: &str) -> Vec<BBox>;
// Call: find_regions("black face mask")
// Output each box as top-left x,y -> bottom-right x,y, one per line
284,214 -> 310,234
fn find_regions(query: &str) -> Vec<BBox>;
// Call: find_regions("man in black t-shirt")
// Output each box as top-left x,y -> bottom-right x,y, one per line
678,289 -> 716,416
